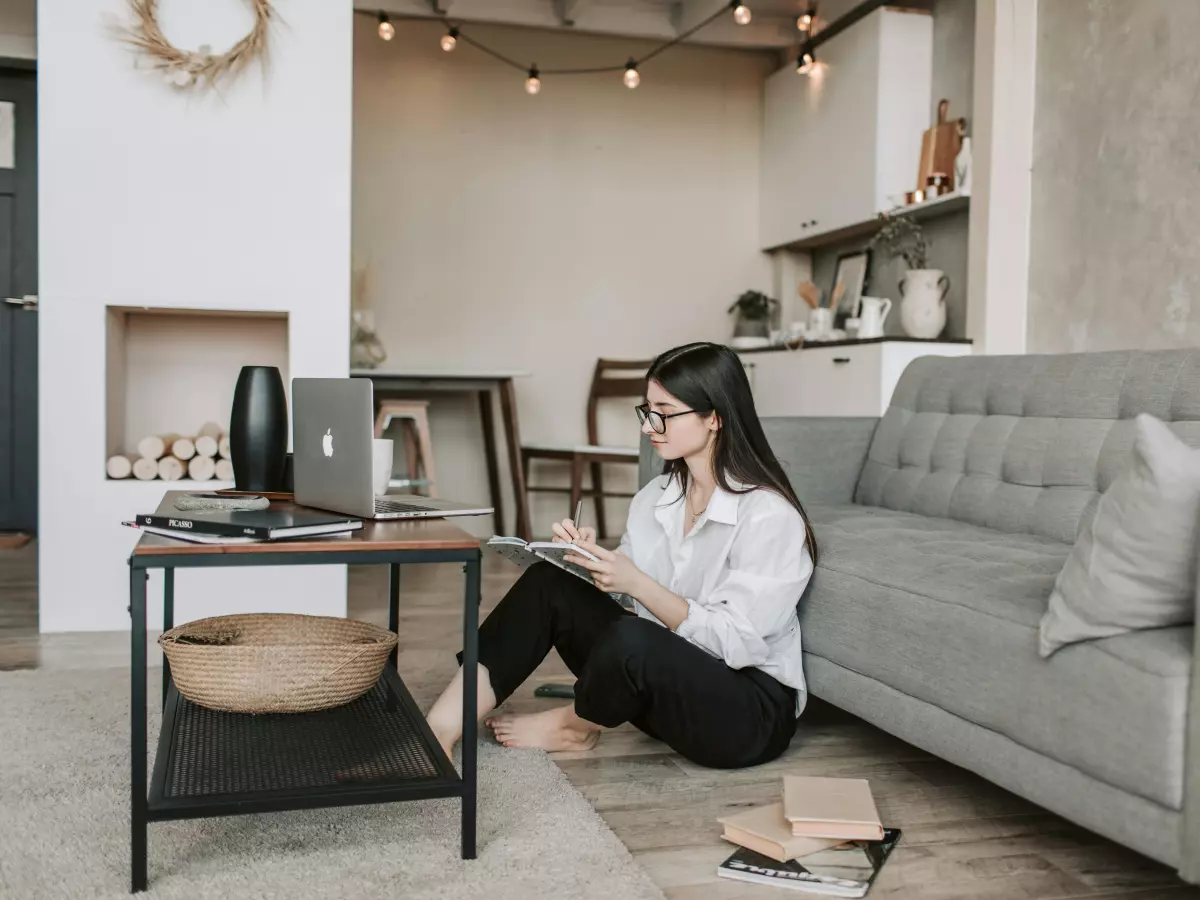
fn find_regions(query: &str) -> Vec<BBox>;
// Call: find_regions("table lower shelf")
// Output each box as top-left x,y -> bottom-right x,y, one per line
148,667 -> 461,821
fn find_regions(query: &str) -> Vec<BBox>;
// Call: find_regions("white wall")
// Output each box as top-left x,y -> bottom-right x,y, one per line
353,18 -> 774,537
966,0 -> 1036,354
38,0 -> 352,631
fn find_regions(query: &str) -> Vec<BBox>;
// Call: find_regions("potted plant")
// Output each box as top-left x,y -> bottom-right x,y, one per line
728,290 -> 779,340
867,214 -> 948,339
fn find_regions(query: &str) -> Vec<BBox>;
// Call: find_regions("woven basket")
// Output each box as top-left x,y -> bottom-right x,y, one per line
159,613 -> 398,714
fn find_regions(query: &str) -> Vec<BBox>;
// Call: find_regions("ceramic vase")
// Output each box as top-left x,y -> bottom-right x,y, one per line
350,309 -> 387,370
899,269 -> 949,339
228,365 -> 288,492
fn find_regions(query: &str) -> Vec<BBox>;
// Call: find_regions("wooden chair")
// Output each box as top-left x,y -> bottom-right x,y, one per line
374,399 -> 437,496
521,358 -> 652,538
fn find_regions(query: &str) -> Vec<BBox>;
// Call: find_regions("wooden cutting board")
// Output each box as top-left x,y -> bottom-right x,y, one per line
916,99 -> 963,192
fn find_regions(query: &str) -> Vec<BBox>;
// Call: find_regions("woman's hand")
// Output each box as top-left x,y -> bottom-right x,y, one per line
551,518 -> 597,546
564,540 -> 646,596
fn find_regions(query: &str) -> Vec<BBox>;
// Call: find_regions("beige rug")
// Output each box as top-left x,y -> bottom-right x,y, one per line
0,668 -> 665,900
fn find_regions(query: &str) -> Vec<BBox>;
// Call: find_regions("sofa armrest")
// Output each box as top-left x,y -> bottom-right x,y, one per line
638,416 -> 878,506
1179,555 -> 1200,882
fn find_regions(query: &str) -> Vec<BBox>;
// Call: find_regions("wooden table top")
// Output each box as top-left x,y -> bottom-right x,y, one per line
131,493 -> 483,557
351,368 -> 531,380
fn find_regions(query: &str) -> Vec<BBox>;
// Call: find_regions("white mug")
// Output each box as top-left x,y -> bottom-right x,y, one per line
807,307 -> 834,339
372,438 -> 394,497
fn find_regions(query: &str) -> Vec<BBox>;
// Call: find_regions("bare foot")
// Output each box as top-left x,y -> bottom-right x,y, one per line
486,707 -> 600,752
424,663 -> 497,764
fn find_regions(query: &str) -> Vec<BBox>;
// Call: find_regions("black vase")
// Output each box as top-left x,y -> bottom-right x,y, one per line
228,366 -> 288,492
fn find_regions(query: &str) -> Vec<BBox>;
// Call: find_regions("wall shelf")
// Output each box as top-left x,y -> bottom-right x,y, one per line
106,479 -> 236,488
105,305 -> 289,470
772,192 -> 970,253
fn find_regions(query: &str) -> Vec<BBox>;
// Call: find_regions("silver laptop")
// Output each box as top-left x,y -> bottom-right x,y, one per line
292,378 -> 493,521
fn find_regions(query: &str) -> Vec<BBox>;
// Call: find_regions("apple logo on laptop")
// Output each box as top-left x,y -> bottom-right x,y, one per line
322,428 -> 334,458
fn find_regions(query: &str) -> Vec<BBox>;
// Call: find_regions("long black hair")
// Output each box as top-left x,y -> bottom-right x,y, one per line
647,341 -> 818,563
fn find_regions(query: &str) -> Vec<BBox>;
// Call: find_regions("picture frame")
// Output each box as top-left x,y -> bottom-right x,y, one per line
831,250 -> 871,325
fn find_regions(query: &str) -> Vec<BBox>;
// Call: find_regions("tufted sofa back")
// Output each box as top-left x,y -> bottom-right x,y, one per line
854,350 -> 1200,545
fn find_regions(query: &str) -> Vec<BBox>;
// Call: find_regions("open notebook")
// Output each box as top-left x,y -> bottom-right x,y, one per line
486,537 -> 601,585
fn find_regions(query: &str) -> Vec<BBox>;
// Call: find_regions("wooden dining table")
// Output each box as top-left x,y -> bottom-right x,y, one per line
352,368 -> 532,540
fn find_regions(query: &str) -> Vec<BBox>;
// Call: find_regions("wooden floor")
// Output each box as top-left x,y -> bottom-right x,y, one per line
2,543 -> 1198,899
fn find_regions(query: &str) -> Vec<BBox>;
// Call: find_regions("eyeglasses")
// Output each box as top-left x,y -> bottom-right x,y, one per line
635,403 -> 703,435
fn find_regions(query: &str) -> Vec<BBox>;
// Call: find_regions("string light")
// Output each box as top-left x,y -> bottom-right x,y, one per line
797,9 -> 814,32
356,4 -> 750,92
377,13 -> 395,41
796,47 -> 815,75
623,59 -> 640,89
525,66 -> 541,94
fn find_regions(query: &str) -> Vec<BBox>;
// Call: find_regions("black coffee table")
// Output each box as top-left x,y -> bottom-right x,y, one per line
127,493 -> 481,893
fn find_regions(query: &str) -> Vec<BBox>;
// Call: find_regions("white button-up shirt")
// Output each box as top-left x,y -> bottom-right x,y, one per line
618,473 -> 813,715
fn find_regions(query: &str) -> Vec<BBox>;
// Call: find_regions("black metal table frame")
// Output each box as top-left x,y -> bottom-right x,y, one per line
127,546 -> 481,894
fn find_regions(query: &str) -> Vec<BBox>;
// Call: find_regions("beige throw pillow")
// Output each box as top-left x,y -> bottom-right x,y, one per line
1038,414 -> 1200,657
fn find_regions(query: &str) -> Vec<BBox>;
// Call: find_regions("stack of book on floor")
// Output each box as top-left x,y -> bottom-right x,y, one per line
716,776 -> 900,897
125,510 -> 363,544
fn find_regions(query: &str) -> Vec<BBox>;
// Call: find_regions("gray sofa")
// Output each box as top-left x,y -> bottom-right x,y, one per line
638,349 -> 1200,880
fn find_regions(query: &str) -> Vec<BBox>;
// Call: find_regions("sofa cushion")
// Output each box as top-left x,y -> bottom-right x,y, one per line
855,350 -> 1200,544
1040,414 -> 1200,656
801,503 -> 1191,810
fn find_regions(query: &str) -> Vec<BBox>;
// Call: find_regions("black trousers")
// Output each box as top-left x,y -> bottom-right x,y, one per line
459,562 -> 798,769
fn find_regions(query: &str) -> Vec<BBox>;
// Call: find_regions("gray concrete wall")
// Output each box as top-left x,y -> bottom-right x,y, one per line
1028,1 -> 1200,353
811,0 -> 974,339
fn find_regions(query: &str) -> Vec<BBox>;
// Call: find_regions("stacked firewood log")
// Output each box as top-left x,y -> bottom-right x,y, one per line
106,422 -> 235,482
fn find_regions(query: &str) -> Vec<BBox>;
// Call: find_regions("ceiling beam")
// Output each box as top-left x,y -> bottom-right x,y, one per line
671,0 -> 730,35
553,0 -> 589,26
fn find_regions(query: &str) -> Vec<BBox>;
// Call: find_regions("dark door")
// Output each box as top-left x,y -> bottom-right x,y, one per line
0,68 -> 37,533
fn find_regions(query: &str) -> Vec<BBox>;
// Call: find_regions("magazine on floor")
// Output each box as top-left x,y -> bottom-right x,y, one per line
716,828 -> 901,897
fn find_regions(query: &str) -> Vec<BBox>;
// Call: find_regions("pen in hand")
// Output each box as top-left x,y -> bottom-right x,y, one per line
572,500 -> 583,543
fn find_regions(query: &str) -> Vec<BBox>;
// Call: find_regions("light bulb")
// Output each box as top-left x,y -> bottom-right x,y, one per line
441,28 -> 457,52
623,60 -> 640,89
377,14 -> 394,41
797,11 -> 813,32
733,4 -> 752,25
797,50 -> 815,75
525,67 -> 541,94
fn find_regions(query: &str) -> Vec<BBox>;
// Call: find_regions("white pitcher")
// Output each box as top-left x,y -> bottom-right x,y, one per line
856,296 -> 892,339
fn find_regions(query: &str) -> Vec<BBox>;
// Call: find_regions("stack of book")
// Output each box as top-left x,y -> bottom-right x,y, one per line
716,776 -> 900,897
125,510 -> 363,544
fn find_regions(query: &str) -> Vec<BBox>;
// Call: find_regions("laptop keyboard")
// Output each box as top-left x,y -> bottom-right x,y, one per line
375,499 -> 438,515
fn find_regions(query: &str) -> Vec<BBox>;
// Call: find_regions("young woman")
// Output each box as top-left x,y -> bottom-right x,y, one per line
425,341 -> 817,769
